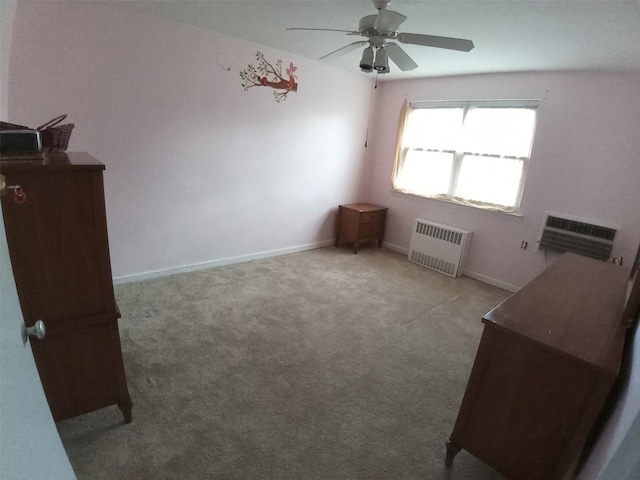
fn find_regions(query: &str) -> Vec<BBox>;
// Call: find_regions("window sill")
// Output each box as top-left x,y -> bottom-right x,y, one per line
391,190 -> 524,222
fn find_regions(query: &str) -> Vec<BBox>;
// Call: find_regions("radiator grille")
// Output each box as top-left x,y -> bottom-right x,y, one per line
409,251 -> 457,276
415,222 -> 465,245
408,220 -> 472,277
538,213 -> 617,261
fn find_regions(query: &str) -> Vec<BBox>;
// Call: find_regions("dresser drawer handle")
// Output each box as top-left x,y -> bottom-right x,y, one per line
22,320 -> 46,344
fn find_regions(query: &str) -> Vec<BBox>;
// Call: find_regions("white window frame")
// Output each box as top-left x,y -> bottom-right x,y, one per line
392,100 -> 539,213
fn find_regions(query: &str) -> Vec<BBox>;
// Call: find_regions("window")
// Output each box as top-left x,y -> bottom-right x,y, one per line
392,101 -> 538,212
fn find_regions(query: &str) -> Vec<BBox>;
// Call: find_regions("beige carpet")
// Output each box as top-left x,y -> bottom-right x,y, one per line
57,246 -> 510,479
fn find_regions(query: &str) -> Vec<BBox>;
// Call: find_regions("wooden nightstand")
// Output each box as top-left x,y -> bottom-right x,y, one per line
335,203 -> 388,254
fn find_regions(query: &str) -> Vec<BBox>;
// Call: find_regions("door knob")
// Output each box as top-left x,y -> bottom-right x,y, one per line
21,320 -> 46,344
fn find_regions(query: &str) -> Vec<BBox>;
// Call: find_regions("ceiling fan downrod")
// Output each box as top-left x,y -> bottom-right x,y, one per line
372,0 -> 392,10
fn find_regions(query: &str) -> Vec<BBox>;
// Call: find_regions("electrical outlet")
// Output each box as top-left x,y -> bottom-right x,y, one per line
521,241 -> 528,250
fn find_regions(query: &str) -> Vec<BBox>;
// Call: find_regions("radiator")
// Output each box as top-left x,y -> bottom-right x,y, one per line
408,219 -> 472,277
537,212 -> 618,261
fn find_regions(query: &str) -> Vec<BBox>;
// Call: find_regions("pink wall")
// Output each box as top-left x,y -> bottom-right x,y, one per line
7,1 -> 373,280
366,72 -> 640,290
7,3 -> 640,291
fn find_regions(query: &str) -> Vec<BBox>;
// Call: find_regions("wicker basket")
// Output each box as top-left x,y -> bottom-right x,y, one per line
37,115 -> 75,153
0,115 -> 74,153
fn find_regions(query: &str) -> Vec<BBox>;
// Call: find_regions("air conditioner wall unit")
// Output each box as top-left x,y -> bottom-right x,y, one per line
537,211 -> 618,261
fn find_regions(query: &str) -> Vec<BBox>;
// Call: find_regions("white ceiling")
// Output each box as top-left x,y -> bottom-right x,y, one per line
103,0 -> 640,81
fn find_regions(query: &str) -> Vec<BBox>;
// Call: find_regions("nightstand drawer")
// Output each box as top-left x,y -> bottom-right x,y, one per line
360,211 -> 386,223
357,221 -> 384,240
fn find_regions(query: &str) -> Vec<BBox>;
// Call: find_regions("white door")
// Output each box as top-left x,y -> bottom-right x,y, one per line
0,207 -> 76,479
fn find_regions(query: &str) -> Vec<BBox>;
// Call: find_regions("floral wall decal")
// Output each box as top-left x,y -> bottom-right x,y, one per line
240,51 -> 298,103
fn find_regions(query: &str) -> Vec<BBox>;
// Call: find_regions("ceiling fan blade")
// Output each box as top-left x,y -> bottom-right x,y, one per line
320,41 -> 368,60
396,32 -> 474,52
373,9 -> 407,32
385,43 -> 418,71
286,27 -> 358,34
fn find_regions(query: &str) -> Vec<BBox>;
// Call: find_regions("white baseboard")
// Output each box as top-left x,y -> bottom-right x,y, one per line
383,241 -> 519,292
463,269 -> 520,293
382,241 -> 408,255
113,240 -> 335,285
114,239 -> 521,293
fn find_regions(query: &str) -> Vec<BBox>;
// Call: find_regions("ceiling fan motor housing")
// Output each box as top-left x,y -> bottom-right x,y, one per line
359,15 -> 379,36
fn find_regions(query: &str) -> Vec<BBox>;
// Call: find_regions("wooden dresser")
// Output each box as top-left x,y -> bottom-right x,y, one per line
0,152 -> 132,423
446,253 -> 629,480
336,203 -> 387,254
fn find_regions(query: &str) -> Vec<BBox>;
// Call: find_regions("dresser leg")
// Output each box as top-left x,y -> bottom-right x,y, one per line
353,243 -> 359,254
118,401 -> 133,424
445,440 -> 460,466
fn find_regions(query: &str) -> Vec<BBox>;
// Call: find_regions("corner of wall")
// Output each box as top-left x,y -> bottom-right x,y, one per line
0,0 -> 18,118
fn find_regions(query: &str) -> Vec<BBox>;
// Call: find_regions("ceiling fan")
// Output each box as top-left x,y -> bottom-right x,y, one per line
287,0 -> 474,74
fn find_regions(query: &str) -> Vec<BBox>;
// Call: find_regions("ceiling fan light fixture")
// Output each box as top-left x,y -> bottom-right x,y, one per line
359,46 -> 374,72
374,47 -> 390,73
